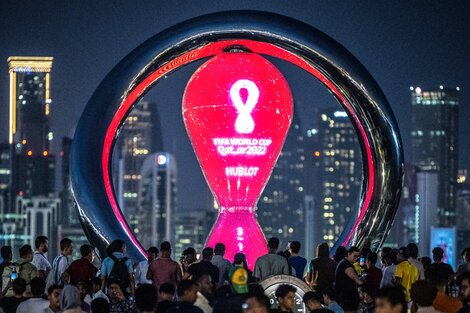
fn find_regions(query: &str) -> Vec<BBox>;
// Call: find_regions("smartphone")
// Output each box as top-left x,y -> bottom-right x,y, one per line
359,257 -> 365,267
10,271 -> 18,280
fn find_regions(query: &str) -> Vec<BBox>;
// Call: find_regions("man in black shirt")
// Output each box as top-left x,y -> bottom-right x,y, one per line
334,246 -> 363,311
425,247 -> 454,281
186,247 -> 219,286
0,278 -> 28,313
167,279 -> 203,313
303,291 -> 334,313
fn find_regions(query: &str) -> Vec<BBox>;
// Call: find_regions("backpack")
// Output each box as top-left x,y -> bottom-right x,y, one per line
108,255 -> 130,290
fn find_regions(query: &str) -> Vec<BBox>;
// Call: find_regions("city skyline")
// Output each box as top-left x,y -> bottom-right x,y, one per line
0,1 -> 469,211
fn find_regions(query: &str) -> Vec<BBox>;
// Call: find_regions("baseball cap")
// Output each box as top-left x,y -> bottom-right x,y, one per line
230,268 -> 249,294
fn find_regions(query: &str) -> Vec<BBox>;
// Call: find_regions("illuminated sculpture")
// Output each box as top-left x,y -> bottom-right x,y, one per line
71,11 -> 404,263
182,52 -> 293,266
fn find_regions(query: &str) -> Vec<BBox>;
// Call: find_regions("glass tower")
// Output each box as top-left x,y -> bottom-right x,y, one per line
411,87 -> 459,227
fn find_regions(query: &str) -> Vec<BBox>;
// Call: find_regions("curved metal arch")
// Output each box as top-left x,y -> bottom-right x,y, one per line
71,10 -> 404,261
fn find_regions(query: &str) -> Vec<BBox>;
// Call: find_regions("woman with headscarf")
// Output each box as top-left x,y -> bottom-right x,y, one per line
60,285 -> 86,313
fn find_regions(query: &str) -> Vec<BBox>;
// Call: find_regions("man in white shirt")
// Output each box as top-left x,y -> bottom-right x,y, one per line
49,238 -> 73,287
211,243 -> 232,286
39,284 -> 62,313
194,273 -> 213,313
16,277 -> 49,313
32,236 -> 52,280
135,246 -> 159,286
407,243 -> 425,280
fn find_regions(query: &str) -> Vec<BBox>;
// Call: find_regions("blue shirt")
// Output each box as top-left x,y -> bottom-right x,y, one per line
99,252 -> 133,278
328,301 -> 345,313
289,256 -> 307,280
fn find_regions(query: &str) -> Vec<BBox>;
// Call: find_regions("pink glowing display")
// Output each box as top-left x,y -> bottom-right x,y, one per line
182,52 -> 293,267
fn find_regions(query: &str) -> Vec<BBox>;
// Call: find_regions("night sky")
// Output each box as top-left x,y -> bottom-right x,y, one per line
0,1 -> 469,210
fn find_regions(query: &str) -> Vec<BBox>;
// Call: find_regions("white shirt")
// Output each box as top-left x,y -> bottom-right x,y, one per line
381,264 -> 397,287
16,297 -> 50,313
85,290 -> 109,305
194,291 -> 213,313
409,257 -> 425,280
32,251 -> 52,273
51,254 -> 69,285
135,260 -> 152,285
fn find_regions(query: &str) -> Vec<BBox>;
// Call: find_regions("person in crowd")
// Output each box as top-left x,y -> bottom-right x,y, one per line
107,279 -> 134,313
180,248 -> 198,276
333,246 -> 347,264
289,241 -> 307,281
40,284 -> 63,313
135,283 -> 157,313
277,251 -> 294,276
135,247 -> 159,286
88,277 -> 109,304
410,280 -> 441,313
186,247 -> 219,285
91,298 -> 110,313
212,243 -> 233,286
16,244 -> 38,296
428,267 -> 462,313
407,243 -> 425,280
147,241 -> 182,298
0,277 -> 27,313
334,246 -> 362,309
274,284 -> 296,313
32,236 -> 52,280
16,277 -> 49,313
157,283 -> 176,313
0,246 -> 12,296
356,248 -> 372,276
253,238 -> 289,281
323,287 -> 344,313
77,281 -> 91,313
306,243 -> 337,294
60,284 -> 86,313
194,273 -> 214,313
456,248 -> 470,284
233,253 -> 255,283
303,291 -> 333,313
375,286 -> 407,313
167,279 -> 203,313
66,244 -> 97,285
380,248 -> 392,268
426,247 -> 454,281
393,247 -> 418,303
380,250 -> 397,288
243,293 -> 271,313
50,238 -> 73,287
363,252 -> 382,297
358,285 -> 375,313
458,272 -> 470,313
100,240 -> 135,297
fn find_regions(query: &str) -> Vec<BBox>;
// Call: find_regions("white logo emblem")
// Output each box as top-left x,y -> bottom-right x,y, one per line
230,79 -> 259,134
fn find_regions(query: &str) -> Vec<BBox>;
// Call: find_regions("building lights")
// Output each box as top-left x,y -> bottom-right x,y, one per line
27,150 -> 32,156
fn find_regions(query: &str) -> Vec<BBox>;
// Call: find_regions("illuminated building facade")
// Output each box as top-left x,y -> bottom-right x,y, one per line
315,108 -> 362,247
7,57 -> 55,203
137,153 -> 177,248
257,110 -> 306,242
416,172 -> 439,257
174,209 -> 216,260
0,144 -> 10,202
115,100 -> 153,233
411,86 -> 459,227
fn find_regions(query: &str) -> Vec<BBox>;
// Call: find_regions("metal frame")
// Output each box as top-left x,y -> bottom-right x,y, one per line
71,10 -> 404,261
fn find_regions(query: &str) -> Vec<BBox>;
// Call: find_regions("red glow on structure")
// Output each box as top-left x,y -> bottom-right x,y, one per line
101,39 -> 375,260
182,53 -> 293,267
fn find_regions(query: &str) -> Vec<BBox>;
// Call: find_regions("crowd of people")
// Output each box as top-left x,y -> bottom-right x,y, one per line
0,235 -> 469,313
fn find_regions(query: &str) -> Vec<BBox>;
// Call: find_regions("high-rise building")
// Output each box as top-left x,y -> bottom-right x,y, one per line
416,172 -> 439,257
411,86 -> 460,226
115,100 -> 153,233
314,108 -> 362,247
174,209 -> 216,260
257,109 -> 306,242
7,57 -> 55,204
137,153 -> 177,247
0,144 -> 10,204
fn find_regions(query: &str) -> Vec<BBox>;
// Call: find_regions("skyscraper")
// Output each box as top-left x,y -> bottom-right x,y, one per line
115,100 -> 153,233
257,109 -> 306,242
314,108 -> 362,247
137,153 -> 177,247
416,172 -> 439,257
8,57 -> 55,204
411,86 -> 459,227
